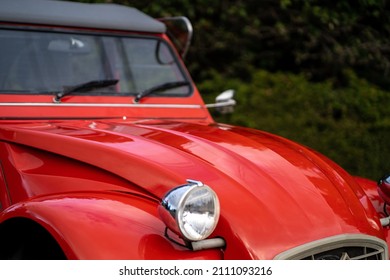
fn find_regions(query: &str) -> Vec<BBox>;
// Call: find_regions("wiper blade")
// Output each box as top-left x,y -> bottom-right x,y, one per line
54,79 -> 119,102
134,81 -> 190,103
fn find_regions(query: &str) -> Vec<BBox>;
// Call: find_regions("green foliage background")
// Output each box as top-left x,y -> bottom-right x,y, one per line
73,0 -> 390,180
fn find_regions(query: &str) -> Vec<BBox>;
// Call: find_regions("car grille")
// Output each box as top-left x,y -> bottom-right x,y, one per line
274,234 -> 388,260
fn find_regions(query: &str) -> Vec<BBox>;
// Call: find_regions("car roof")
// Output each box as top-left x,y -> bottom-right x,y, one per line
0,0 -> 166,33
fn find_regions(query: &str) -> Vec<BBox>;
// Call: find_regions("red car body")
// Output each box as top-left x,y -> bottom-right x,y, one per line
0,0 -> 389,260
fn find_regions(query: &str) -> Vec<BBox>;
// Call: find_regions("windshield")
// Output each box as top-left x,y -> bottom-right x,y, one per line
0,28 -> 191,97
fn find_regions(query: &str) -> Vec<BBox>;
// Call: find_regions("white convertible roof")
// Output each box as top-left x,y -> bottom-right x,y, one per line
0,0 -> 166,33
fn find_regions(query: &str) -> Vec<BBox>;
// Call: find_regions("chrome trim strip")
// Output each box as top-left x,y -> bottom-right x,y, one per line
352,249 -> 385,260
0,102 -> 202,109
191,238 -> 226,251
274,234 -> 389,260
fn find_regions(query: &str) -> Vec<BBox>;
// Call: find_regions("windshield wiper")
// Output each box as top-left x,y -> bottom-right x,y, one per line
134,81 -> 190,103
54,79 -> 119,103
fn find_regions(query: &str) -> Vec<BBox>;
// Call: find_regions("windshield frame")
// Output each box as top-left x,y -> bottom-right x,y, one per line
0,24 -> 194,99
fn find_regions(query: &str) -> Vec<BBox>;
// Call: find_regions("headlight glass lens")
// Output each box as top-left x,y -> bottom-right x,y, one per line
179,186 -> 219,240
159,180 -> 220,241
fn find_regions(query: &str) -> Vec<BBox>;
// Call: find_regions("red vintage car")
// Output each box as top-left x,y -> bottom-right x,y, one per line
0,0 -> 389,260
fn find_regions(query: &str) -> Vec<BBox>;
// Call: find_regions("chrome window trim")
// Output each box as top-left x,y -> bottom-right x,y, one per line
0,102 -> 202,109
274,234 -> 388,260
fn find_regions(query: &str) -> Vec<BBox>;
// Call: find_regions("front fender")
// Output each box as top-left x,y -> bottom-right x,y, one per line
0,192 -> 223,260
354,176 -> 390,249
354,176 -> 385,217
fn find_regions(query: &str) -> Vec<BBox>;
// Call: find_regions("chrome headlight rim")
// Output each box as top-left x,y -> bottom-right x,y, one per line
159,179 -> 220,242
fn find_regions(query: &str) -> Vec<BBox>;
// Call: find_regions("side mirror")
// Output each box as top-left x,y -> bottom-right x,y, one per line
206,89 -> 236,114
159,16 -> 193,59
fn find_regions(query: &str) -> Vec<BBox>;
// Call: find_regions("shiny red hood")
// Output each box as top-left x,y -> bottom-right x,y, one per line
0,119 -> 384,259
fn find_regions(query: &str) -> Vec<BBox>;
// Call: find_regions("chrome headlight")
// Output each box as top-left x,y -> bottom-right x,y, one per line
158,179 -> 220,241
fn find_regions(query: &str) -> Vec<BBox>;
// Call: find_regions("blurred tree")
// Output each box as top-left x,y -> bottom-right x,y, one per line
72,0 -> 390,89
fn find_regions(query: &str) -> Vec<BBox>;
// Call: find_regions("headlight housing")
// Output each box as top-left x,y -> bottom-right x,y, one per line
158,179 -> 220,242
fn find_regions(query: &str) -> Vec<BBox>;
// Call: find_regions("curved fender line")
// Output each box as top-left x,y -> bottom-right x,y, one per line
0,191 -> 223,260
